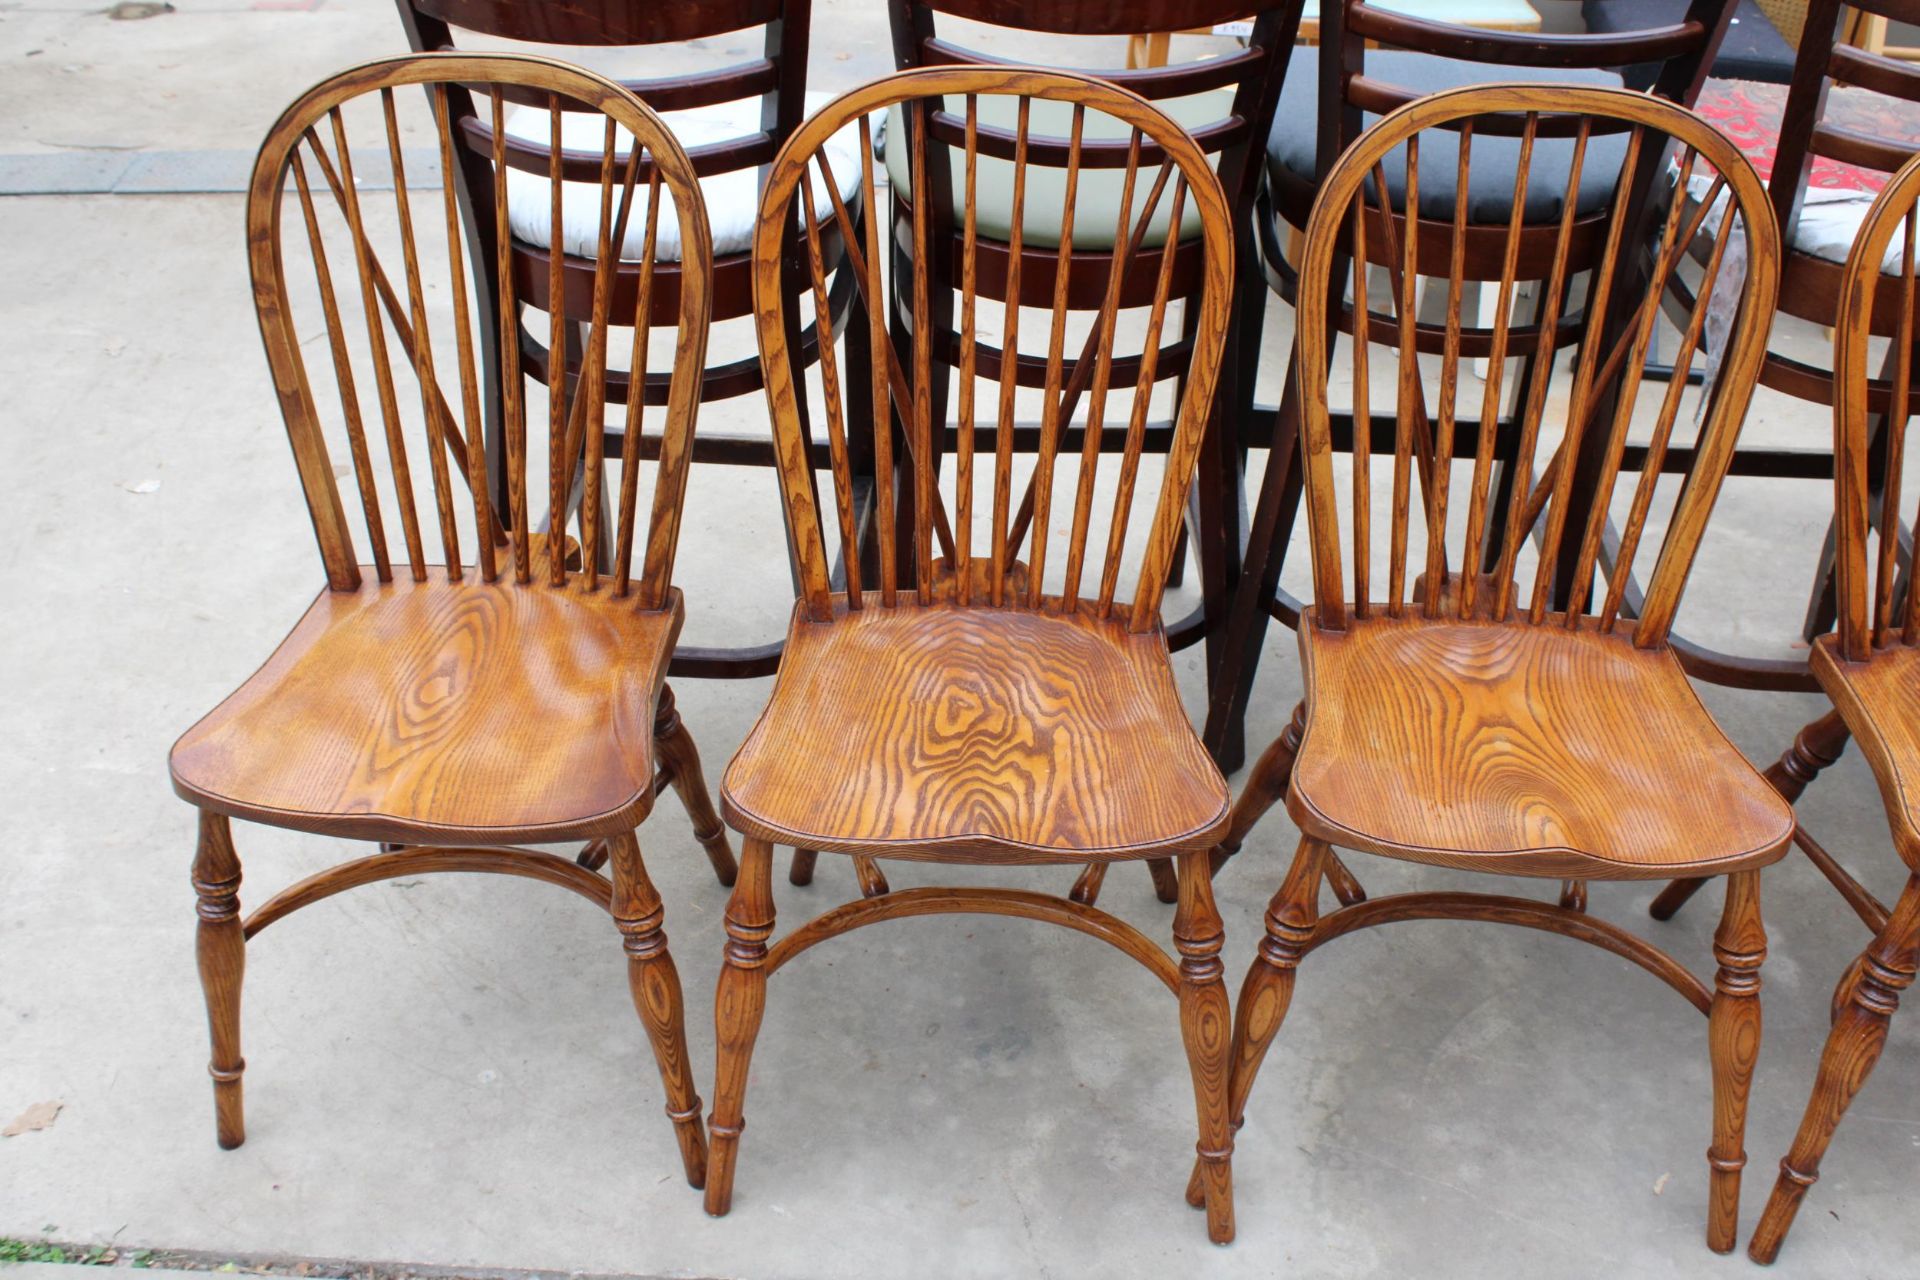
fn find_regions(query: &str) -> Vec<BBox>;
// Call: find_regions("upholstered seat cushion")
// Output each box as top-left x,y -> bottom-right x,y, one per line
1584,0 -> 1797,87
882,89 -> 1233,249
1267,47 -> 1628,224
504,92 -> 862,261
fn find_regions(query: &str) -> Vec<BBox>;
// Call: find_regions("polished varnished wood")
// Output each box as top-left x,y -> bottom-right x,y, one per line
170,54 -> 730,1183
707,67 -> 1242,1241
1202,0 -> 1744,769
1214,85 -> 1793,1256
724,600 -> 1228,859
1743,152 -> 1920,1264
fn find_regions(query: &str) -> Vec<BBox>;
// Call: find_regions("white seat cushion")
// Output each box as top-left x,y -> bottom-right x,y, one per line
1691,170 -> 1908,274
504,91 -> 864,262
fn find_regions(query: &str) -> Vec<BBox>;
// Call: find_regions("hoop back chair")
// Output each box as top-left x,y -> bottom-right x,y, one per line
395,0 -> 850,678
1209,84 -> 1795,1254
1744,151 -> 1920,1264
707,66 -> 1244,1241
168,53 -> 729,1184
1203,0 -> 1743,769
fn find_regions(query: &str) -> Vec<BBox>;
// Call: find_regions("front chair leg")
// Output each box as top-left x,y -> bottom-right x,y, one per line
1173,850 -> 1237,1244
193,810 -> 246,1149
1749,875 -> 1920,1265
706,837 -> 776,1217
608,831 -> 707,1189
1706,868 -> 1766,1254
653,684 -> 737,887
1187,835 -> 1327,1210
1652,712 -> 1849,921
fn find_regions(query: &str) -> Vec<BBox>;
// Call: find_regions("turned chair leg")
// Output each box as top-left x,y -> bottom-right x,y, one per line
1187,836 -> 1327,1212
1146,857 -> 1181,903
1748,875 -> 1920,1264
1706,869 -> 1766,1254
193,810 -> 246,1149
1209,702 -> 1306,878
1173,849 -> 1237,1244
706,837 -> 776,1216
1652,712 -> 1849,921
788,848 -> 819,885
653,684 -> 737,887
608,831 -> 708,1189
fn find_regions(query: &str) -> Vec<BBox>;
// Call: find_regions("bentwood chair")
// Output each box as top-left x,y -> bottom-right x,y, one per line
1202,0 -> 1742,771
1642,0 -> 1920,918
706,67 -> 1242,1241
169,53 -> 723,1183
395,0 -> 861,681
1742,152 -> 1920,1265
1212,85 -> 1795,1254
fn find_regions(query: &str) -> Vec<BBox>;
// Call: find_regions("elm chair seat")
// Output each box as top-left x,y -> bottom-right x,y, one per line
1585,0 -> 1798,87
1266,47 -> 1628,224
506,93 -> 864,260
883,90 -> 1233,248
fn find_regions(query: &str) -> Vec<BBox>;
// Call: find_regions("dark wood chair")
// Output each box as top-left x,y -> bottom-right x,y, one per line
1590,0 -> 1803,85
169,52 -> 728,1185
1641,0 -> 1920,918
1202,0 -> 1741,772
1209,84 -> 1794,1254
703,66 -> 1243,1241
888,0 -> 1305,774
395,0 -> 856,680
1739,152 -> 1920,1265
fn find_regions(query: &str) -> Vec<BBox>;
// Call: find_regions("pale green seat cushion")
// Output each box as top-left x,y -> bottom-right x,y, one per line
882,90 -> 1233,250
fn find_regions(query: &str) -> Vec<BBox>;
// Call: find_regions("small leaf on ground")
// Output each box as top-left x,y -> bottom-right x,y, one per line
1,1100 -> 63,1137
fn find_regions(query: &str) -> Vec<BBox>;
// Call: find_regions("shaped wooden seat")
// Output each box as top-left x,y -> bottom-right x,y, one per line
1208,85 -> 1791,1256
702,67 -> 1245,1242
171,577 -> 680,844
724,599 -> 1228,859
1291,615 -> 1792,877
171,54 -> 732,1189
1744,151 -> 1920,1265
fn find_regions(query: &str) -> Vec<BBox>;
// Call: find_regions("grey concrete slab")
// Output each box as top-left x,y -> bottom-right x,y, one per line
0,3 -> 1916,1280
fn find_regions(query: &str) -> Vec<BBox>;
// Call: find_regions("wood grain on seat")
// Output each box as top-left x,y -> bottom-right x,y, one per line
722,598 -> 1229,861
1812,636 -> 1920,868
1288,613 -> 1794,878
172,577 -> 679,845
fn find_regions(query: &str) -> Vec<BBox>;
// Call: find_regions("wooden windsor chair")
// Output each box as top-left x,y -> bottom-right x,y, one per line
1201,0 -> 1743,773
395,0 -> 861,682
1640,0 -> 1920,919
704,66 -> 1243,1242
1206,84 -> 1796,1254
1739,153 -> 1920,1265
168,53 -> 727,1184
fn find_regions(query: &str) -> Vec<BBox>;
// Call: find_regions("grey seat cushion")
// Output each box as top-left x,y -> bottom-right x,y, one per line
1584,0 -> 1796,87
1266,46 -> 1629,225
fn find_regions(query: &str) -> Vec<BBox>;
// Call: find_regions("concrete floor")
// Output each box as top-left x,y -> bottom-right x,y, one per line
2,3 -> 1916,1278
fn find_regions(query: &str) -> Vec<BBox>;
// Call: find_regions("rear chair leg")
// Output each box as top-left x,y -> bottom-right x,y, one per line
1173,849 -> 1236,1244
653,684 -> 737,887
789,848 -> 820,886
706,837 -> 776,1216
1188,836 -> 1327,1210
1748,876 -> 1920,1264
608,831 -> 707,1189
1651,712 -> 1848,921
1210,702 -> 1306,878
193,810 -> 246,1149
1706,869 -> 1766,1254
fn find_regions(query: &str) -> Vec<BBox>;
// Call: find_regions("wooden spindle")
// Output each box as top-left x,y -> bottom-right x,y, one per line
434,85 -> 494,582
1350,195 -> 1373,618
1425,122 -> 1473,619
1889,218 -> 1918,645
576,116 -> 623,591
909,99 -> 936,605
858,114 -> 897,605
615,162 -> 662,598
799,165 -> 862,605
1027,103 -> 1087,608
546,93 -> 569,587
955,95 -> 980,605
329,106 -> 427,581
990,97 -> 1030,608
290,145 -> 387,581
491,92 -> 532,584
1387,148 -> 1418,617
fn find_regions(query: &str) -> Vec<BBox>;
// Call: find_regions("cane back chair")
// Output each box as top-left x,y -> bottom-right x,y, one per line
707,66 -> 1242,1241
169,53 -> 728,1182
395,0 -> 858,679
1742,151 -> 1920,1265
1203,0 -> 1742,771
1211,84 -> 1795,1253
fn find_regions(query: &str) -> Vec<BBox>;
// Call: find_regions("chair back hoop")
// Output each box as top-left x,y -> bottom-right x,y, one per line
1317,0 -> 1737,197
751,66 -> 1234,634
248,52 -> 712,606
1832,151 -> 1920,661
1293,84 -> 1780,646
1770,0 -> 1920,245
